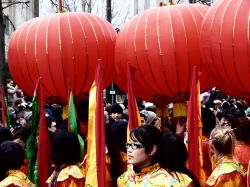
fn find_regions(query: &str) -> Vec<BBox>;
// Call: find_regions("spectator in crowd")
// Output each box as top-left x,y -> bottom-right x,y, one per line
140,110 -> 156,126
145,102 -> 156,113
140,110 -> 163,131
107,103 -> 128,178
139,112 -> 147,125
206,126 -> 246,187
16,111 -> 28,127
216,111 -> 235,127
45,113 -> 57,142
108,104 -> 127,153
105,121 -> 125,186
109,104 -> 124,122
12,111 -> 31,148
6,79 -> 18,106
213,99 -> 222,113
0,127 -> 13,144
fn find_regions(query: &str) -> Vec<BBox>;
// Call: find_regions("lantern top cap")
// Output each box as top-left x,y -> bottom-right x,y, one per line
160,0 -> 175,6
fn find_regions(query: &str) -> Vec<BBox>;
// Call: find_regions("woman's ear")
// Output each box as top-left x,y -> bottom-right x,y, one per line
148,145 -> 157,156
209,143 -> 216,157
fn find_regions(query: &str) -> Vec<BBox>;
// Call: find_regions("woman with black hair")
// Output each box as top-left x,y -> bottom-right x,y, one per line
0,141 -> 34,186
0,127 -> 13,144
117,125 -> 180,186
201,107 -> 216,180
46,130 -> 85,187
161,132 -> 201,187
233,117 -> 250,171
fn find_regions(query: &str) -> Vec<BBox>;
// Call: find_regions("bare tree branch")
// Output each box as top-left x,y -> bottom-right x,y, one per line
49,0 -> 59,10
64,0 -> 72,12
3,13 -> 15,30
87,0 -> 93,13
3,1 -> 30,9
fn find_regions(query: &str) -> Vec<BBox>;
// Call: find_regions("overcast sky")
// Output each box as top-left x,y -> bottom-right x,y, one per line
39,0 -> 135,28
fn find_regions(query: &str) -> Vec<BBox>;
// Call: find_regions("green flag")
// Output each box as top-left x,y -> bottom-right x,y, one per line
68,91 -> 84,158
4,96 -> 10,128
26,84 -> 40,184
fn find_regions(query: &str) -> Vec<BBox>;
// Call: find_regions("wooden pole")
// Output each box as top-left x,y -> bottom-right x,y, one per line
58,0 -> 62,13
0,0 -> 5,87
106,0 -> 111,23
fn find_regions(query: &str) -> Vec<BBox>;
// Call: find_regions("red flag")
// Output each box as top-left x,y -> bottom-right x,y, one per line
187,66 -> 205,185
85,59 -> 106,187
37,78 -> 51,187
1,86 -> 6,127
127,65 -> 141,133
247,161 -> 250,187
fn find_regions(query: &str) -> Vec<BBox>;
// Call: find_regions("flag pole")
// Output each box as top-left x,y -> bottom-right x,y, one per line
58,0 -> 63,13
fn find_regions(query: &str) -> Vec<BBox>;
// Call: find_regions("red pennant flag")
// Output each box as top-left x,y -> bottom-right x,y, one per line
127,64 -> 141,134
37,78 -> 51,187
85,59 -> 106,187
187,66 -> 205,185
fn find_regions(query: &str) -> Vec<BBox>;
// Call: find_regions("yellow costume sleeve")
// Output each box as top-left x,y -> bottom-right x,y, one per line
209,171 -> 246,187
47,165 -> 85,187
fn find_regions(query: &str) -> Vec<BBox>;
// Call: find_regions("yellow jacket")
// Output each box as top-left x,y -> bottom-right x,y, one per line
172,172 -> 193,187
206,156 -> 246,187
47,165 -> 85,187
117,163 -> 181,187
0,170 -> 34,187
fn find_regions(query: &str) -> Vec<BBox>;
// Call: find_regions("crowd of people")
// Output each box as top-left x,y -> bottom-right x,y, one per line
0,80 -> 249,186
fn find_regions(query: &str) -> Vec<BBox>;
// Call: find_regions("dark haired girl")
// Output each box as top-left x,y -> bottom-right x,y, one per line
0,141 -> 34,186
117,125 -> 180,186
46,130 -> 85,187
161,132 -> 201,187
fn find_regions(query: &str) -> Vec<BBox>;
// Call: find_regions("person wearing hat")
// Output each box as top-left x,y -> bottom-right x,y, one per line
108,104 -> 128,151
213,99 -> 222,113
140,110 -> 162,131
139,112 -> 147,125
0,141 -> 34,186
140,110 -> 157,126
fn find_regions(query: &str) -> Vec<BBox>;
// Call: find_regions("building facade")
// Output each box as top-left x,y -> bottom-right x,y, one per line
3,1 -> 38,59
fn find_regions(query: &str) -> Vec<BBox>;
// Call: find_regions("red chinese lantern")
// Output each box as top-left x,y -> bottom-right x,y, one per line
115,4 -> 213,103
8,12 -> 117,104
201,0 -> 250,99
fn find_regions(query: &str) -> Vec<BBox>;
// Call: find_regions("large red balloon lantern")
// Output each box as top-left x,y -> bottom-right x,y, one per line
8,12 -> 117,104
201,0 -> 250,99
115,4 -> 213,103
